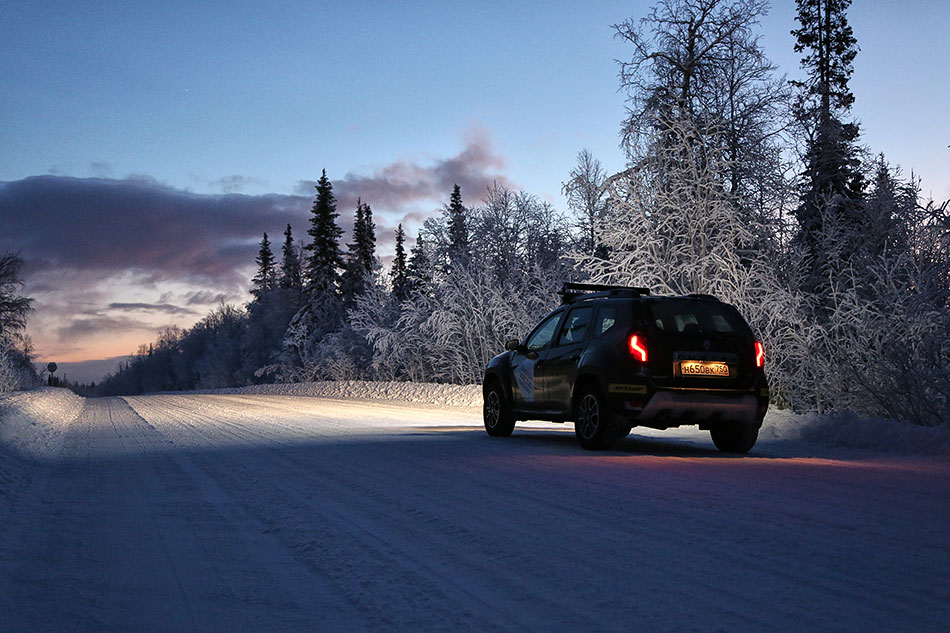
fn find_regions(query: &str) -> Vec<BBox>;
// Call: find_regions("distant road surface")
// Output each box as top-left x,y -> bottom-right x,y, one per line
1,394 -> 948,632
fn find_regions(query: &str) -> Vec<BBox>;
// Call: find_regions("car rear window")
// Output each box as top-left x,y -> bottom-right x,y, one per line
557,307 -> 593,345
594,305 -> 617,338
648,300 -> 748,335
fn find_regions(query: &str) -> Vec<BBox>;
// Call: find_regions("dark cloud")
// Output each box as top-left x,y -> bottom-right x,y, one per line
0,175 -> 311,285
108,302 -> 198,316
56,314 -> 160,341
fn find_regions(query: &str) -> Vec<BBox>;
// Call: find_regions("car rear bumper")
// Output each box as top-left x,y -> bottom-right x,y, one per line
617,389 -> 762,427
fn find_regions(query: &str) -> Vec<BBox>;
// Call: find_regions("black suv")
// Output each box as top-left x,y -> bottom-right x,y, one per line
482,283 -> 769,452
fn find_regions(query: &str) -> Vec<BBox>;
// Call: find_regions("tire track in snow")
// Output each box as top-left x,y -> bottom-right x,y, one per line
124,394 -> 950,632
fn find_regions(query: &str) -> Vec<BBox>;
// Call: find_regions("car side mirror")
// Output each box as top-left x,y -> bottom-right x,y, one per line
505,338 -> 521,351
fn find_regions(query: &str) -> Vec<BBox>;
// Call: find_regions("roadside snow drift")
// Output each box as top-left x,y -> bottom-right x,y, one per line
0,387 -> 84,513
0,386 -> 84,459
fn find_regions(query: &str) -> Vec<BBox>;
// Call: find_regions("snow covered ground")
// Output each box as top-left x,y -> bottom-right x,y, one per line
1,386 -> 948,632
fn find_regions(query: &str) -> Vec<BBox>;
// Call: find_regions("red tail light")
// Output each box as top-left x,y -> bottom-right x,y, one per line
755,341 -> 765,368
628,334 -> 648,363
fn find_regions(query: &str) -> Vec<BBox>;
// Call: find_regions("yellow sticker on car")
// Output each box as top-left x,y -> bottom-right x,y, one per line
608,384 -> 648,395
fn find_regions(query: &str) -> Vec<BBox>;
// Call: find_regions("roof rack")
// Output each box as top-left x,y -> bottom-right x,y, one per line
558,282 -> 651,305
686,293 -> 721,302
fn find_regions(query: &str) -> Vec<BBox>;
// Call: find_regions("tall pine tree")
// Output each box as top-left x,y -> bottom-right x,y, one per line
304,169 -> 344,295
446,184 -> 469,271
407,233 -> 432,295
391,224 -> 409,301
252,233 -> 276,294
341,199 -> 378,304
791,0 -> 865,291
280,223 -> 303,291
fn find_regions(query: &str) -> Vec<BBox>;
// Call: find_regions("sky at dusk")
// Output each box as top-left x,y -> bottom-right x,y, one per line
1,0 -> 948,380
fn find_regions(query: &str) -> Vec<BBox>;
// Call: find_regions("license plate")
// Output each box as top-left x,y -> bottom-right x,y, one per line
679,360 -> 730,377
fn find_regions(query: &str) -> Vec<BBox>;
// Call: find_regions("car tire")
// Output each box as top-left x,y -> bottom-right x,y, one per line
483,381 -> 516,437
574,387 -> 616,450
710,421 -> 759,454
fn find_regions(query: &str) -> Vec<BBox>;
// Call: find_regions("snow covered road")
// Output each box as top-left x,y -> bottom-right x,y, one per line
1,393 -> 948,632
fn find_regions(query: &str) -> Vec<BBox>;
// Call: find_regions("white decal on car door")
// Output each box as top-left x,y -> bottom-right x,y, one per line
514,358 -> 536,403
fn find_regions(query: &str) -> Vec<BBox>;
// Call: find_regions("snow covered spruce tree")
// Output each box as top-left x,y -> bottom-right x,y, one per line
244,229 -> 304,383
308,199 -> 381,380
391,224 -> 410,302
251,233 -> 276,292
279,223 -> 303,292
406,233 -> 433,297
446,184 -> 470,272
281,170 -> 347,379
340,199 -> 379,307
789,0 -> 865,296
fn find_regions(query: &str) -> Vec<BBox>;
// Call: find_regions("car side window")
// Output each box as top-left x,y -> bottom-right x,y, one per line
594,305 -> 618,338
557,307 -> 593,345
525,313 -> 563,352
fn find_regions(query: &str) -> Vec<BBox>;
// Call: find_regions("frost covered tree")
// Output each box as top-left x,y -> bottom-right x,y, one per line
252,233 -> 276,293
346,185 -> 572,384
860,155 -> 918,265
0,252 -> 33,336
614,0 -> 794,241
0,252 -> 37,392
406,233 -> 433,296
0,335 -> 35,393
563,149 -> 609,257
575,116 -> 813,408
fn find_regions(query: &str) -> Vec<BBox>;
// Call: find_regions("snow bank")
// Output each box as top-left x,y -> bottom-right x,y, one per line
0,387 -> 85,460
761,408 -> 950,457
0,387 -> 85,512
201,380 -> 485,408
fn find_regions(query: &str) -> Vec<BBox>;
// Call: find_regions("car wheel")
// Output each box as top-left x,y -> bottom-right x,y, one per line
710,421 -> 759,454
483,381 -> 515,437
574,387 -> 616,450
